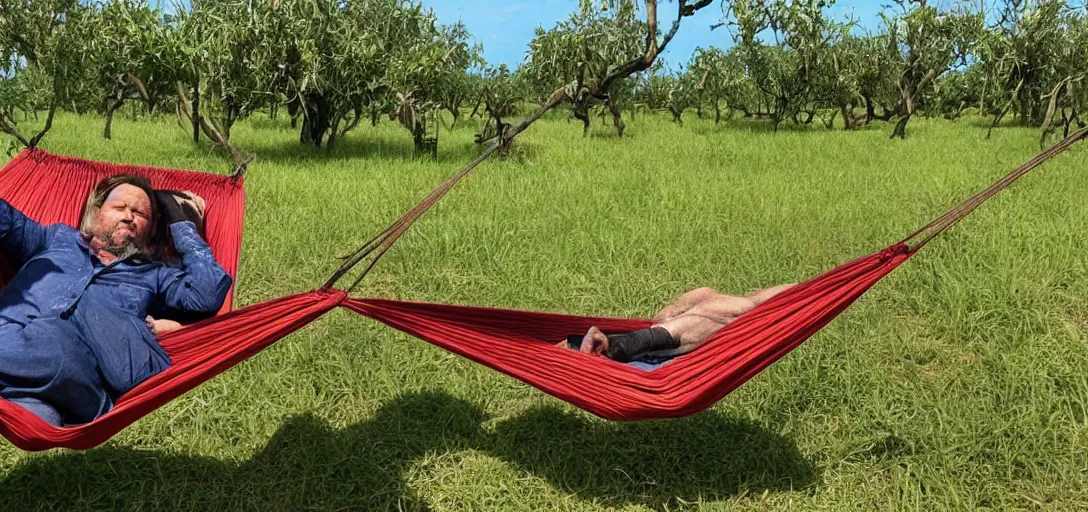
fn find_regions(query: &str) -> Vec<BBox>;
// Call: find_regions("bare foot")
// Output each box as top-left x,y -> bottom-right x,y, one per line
145,316 -> 183,336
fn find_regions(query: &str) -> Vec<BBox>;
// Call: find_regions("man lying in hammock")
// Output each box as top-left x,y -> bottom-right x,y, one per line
0,175 -> 231,426
564,284 -> 795,369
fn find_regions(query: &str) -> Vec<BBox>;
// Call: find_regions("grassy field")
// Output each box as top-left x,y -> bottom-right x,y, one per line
1,110 -> 1087,511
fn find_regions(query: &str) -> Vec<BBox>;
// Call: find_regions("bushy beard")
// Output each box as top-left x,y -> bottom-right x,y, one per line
96,224 -> 147,261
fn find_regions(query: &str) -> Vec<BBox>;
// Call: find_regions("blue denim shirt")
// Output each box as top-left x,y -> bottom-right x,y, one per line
0,198 -> 231,424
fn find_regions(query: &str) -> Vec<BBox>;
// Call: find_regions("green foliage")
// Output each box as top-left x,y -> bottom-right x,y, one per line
521,0 -> 646,135
977,1 -> 1087,142
0,0 -> 89,144
727,0 -> 848,130
635,63 -> 699,124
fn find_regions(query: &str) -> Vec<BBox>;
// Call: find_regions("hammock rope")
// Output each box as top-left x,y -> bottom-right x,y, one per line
899,126 -> 1088,250
0,127 -> 1084,451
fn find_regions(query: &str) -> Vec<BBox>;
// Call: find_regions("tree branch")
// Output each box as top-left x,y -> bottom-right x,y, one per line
0,113 -> 31,148
26,99 -> 57,149
598,0 -> 713,95
177,83 -> 253,176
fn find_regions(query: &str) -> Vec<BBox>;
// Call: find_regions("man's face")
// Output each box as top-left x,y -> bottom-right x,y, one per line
92,183 -> 153,255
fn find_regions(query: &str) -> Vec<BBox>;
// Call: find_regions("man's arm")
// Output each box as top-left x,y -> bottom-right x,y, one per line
0,198 -> 49,268
156,221 -> 232,318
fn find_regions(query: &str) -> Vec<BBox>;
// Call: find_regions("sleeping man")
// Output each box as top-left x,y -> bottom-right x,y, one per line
0,175 -> 231,426
564,284 -> 796,370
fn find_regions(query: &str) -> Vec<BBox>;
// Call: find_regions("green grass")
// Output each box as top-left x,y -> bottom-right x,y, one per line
1,110 -> 1087,511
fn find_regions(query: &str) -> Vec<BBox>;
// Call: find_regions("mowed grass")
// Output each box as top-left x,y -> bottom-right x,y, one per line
1,109 -> 1087,511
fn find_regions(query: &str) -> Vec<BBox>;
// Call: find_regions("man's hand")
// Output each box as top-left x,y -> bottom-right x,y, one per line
580,326 -> 610,356
145,315 -> 183,336
155,190 -> 205,226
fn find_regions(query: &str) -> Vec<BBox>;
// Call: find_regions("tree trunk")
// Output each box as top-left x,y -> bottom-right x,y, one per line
713,100 -> 721,124
573,106 -> 590,136
987,106 -> 1009,140
104,92 -> 125,140
104,108 -> 116,140
607,97 -> 625,137
469,94 -> 483,119
300,94 -> 332,148
327,116 -> 341,149
192,80 -> 201,143
824,109 -> 839,130
840,104 -> 855,131
890,114 -> 911,139
287,96 -> 300,128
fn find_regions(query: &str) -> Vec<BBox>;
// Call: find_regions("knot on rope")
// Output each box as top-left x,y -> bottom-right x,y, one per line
874,243 -> 912,263
316,287 -> 349,306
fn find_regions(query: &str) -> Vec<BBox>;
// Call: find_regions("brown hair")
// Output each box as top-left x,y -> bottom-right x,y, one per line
79,174 -> 157,240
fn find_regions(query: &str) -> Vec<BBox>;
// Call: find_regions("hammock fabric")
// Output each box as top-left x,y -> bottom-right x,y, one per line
0,128 -> 1084,451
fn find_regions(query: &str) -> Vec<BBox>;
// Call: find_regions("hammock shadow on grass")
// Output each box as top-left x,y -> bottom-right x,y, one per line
486,405 -> 818,509
0,391 -> 487,511
1,392 -> 814,510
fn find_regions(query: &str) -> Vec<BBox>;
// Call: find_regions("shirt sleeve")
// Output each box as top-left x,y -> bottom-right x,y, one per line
156,221 -> 232,318
0,198 -> 49,269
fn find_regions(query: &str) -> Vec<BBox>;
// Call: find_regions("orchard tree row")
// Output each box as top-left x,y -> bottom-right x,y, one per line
2,0 -> 1086,166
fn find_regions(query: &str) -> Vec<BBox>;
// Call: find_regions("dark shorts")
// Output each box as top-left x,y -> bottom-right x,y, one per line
566,329 -> 681,371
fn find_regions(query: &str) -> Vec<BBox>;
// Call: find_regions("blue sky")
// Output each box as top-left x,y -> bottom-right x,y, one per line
428,0 -> 889,69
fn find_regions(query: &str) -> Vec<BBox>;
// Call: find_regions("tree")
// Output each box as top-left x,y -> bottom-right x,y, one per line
473,64 -> 522,145
824,33 -> 899,129
978,1 -> 1079,140
0,0 -> 89,150
384,18 -> 479,152
1038,5 -> 1088,146
326,0 -> 719,288
521,0 -> 648,136
690,46 -> 730,123
880,0 -> 983,138
432,23 -> 484,126
726,0 -> 845,131
86,1 -> 174,139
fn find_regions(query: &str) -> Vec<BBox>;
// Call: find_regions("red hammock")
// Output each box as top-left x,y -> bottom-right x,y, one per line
0,128 -> 1083,451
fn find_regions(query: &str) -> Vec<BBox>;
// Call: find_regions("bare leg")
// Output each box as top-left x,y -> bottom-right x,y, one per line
571,283 -> 796,360
655,294 -> 759,352
746,283 -> 797,305
652,287 -> 719,323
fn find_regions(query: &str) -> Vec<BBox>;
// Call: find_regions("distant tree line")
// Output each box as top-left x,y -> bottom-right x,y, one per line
2,0 -> 1085,166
